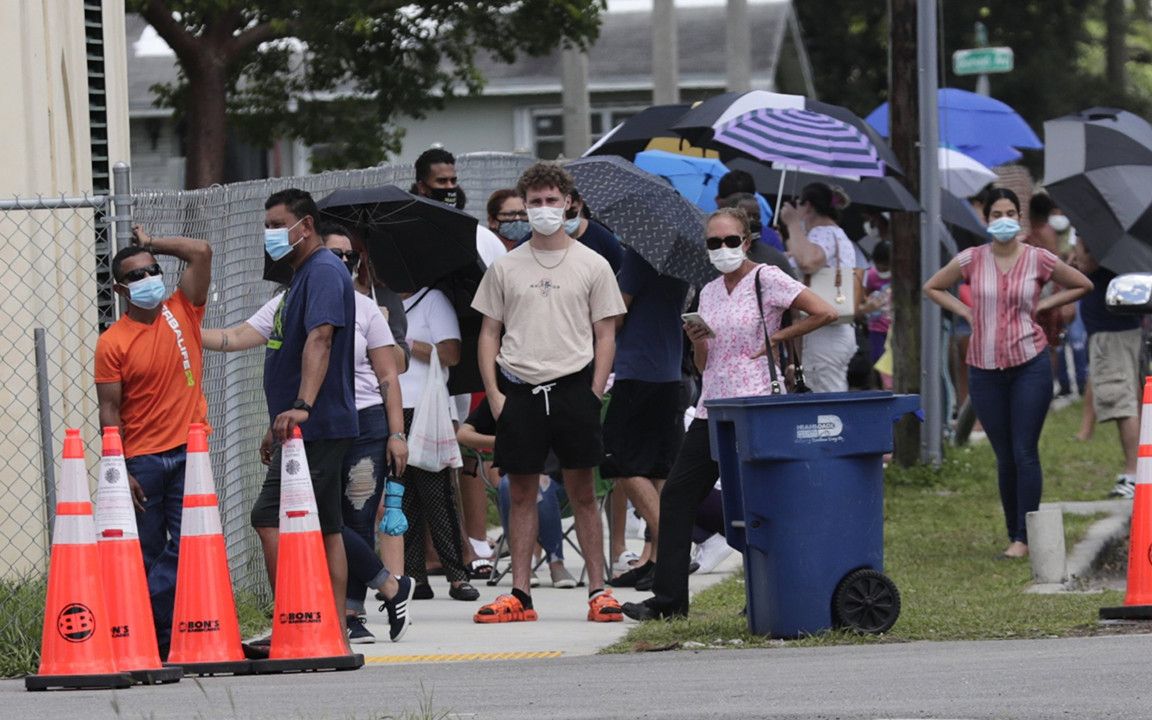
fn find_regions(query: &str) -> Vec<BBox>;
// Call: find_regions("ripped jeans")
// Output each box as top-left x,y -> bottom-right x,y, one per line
341,405 -> 390,607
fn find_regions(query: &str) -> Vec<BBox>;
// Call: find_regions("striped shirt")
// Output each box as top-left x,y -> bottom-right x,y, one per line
958,244 -> 1058,370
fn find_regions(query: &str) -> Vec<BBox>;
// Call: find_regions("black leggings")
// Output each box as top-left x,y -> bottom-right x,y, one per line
401,408 -> 468,583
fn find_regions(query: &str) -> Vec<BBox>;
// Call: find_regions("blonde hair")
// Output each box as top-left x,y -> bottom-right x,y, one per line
707,207 -> 751,237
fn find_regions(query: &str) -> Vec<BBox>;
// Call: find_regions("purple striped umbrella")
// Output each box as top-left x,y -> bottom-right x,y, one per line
713,108 -> 886,178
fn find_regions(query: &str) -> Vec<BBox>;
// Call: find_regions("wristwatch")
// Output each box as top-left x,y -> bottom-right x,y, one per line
292,399 -> 313,413
389,432 -> 407,442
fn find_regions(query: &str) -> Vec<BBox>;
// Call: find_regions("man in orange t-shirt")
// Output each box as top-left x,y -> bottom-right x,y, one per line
94,226 -> 212,658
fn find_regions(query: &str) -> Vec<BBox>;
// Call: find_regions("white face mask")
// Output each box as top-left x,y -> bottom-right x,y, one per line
1048,214 -> 1071,233
527,206 -> 566,236
863,221 -> 879,239
709,246 -> 746,274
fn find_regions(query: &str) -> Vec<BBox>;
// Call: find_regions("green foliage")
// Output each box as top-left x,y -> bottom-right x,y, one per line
128,0 -> 606,172
606,399 -> 1129,653
0,575 -> 47,677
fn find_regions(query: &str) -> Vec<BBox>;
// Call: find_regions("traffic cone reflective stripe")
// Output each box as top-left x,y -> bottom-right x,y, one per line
26,428 -> 131,691
167,424 -> 249,674
94,427 -> 180,684
255,427 -> 362,672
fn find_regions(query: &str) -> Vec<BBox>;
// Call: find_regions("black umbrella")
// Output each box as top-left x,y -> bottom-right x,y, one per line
582,104 -> 692,160
1044,107 -> 1152,273
727,158 -> 921,211
317,185 -> 479,293
565,156 -> 715,288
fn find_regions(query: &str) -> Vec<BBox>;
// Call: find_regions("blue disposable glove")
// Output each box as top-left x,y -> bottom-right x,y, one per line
380,480 -> 408,536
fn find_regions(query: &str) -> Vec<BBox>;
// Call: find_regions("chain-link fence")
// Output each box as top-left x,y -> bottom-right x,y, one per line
0,152 -> 535,609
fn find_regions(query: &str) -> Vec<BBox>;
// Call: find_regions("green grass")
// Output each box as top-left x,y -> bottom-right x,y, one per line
606,398 -> 1131,653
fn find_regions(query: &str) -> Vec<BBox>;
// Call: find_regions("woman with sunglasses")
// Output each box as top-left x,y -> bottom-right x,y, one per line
778,182 -> 863,392
622,208 -> 837,621
203,222 -> 417,643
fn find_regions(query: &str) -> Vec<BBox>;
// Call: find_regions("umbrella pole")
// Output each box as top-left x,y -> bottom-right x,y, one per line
773,166 -> 789,227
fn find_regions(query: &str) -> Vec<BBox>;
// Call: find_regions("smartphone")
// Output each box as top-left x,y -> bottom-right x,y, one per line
681,312 -> 715,338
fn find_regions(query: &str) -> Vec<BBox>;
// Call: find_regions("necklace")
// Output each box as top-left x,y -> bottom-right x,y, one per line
529,240 -> 571,270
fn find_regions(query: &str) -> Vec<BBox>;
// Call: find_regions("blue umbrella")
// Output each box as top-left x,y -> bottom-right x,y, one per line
633,150 -> 773,223
866,88 -> 1042,167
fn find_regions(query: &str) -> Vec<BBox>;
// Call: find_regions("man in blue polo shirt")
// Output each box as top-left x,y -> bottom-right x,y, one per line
250,188 -> 358,620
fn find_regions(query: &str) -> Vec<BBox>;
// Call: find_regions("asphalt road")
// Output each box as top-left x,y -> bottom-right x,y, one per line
5,633 -> 1151,719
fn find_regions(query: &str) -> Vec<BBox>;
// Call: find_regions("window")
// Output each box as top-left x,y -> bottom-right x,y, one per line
530,106 -> 644,159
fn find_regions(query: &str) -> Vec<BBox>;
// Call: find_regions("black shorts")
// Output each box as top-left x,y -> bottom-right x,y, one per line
600,380 -> 684,479
250,438 -> 352,535
494,369 -> 604,475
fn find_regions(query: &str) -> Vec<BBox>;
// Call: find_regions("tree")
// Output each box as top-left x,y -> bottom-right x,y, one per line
131,1 -> 606,188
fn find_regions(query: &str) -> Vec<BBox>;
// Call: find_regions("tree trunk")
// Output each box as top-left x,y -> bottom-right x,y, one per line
183,57 -> 230,189
1106,0 -> 1128,96
888,0 -> 921,467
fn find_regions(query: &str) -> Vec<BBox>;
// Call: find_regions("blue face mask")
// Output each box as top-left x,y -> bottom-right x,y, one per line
987,217 -> 1021,243
124,274 -> 167,310
264,217 -> 305,261
498,220 -> 531,243
563,216 -> 581,236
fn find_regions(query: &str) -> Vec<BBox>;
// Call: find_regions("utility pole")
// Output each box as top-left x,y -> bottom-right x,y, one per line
918,0 -> 942,467
652,0 -> 680,104
726,0 -> 751,92
561,47 -> 591,158
888,0 -> 922,466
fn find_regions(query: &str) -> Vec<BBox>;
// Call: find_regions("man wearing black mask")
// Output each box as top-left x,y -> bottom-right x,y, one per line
412,147 -> 506,268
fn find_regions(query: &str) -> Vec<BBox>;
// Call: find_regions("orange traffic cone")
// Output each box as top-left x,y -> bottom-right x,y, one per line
252,427 -> 362,673
166,424 -> 251,675
1102,377 -> 1152,620
25,429 -> 132,691
94,427 -> 183,684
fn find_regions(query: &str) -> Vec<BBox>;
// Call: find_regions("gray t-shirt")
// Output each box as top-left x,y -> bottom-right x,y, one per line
472,241 -> 627,385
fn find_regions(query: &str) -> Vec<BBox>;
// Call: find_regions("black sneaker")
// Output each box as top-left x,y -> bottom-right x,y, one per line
346,614 -> 375,644
412,581 -> 435,600
634,564 -> 656,592
379,575 -> 415,642
449,581 -> 480,601
608,560 -> 654,588
241,634 -> 271,659
621,600 -> 659,622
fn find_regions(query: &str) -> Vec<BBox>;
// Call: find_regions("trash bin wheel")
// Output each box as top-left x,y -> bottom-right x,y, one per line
832,568 -> 900,634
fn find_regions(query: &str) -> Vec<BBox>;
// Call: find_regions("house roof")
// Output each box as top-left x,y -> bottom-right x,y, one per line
125,2 -> 804,115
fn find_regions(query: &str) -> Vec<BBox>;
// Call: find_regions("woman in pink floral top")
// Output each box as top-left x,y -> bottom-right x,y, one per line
622,208 -> 836,622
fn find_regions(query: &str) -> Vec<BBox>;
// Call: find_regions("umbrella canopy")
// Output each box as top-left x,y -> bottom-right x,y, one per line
565,156 -> 715,288
633,150 -> 772,221
1043,107 -> 1152,273
939,147 -> 997,198
672,90 -> 903,175
726,158 -> 920,211
316,185 -> 479,294
940,190 -> 988,249
866,88 -> 1042,168
583,104 -> 692,159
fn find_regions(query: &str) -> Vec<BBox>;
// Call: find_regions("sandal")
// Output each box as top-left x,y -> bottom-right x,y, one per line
469,559 -> 494,580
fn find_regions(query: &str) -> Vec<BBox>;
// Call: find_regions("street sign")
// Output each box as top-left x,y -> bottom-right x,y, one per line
952,47 -> 1014,76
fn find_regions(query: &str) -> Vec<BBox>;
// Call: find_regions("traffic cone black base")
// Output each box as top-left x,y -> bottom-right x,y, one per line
1099,604 -> 1152,620
250,654 -> 364,674
128,666 -> 185,684
164,659 -> 253,677
25,672 -> 132,692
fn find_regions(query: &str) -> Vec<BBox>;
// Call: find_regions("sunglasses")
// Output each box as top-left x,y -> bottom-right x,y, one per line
329,249 -> 360,263
496,211 -> 528,221
120,263 -> 162,284
706,235 -> 744,251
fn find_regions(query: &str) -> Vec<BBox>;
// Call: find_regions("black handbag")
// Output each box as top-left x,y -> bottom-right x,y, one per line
754,267 -> 812,394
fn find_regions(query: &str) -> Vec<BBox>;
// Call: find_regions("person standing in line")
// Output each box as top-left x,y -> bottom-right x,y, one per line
924,188 -> 1091,558
95,226 -> 212,659
249,189 -> 358,643
472,162 -> 628,623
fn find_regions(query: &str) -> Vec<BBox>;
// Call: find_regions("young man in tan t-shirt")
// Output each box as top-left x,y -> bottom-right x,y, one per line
471,163 -> 627,623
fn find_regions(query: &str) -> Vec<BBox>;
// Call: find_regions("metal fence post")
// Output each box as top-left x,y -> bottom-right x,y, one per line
34,328 -> 55,548
111,161 -> 133,251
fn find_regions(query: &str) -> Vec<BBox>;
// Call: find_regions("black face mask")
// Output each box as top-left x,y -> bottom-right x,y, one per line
427,187 -> 460,207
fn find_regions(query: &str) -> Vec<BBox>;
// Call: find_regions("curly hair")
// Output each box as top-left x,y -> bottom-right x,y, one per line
516,162 -> 574,198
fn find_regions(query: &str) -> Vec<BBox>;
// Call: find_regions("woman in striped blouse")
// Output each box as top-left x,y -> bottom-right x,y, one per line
924,188 -> 1091,559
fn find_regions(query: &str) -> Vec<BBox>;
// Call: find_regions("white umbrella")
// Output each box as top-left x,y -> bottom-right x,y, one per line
938,147 -> 997,198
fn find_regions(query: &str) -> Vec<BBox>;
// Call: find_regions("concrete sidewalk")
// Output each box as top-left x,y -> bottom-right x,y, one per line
353,532 -> 742,664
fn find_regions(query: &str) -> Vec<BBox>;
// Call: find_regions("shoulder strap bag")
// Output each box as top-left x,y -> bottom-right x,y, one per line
803,232 -> 856,324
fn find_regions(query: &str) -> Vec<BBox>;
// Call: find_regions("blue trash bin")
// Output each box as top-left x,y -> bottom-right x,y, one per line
705,390 -> 920,638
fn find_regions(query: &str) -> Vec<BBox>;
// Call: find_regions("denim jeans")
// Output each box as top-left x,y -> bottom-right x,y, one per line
124,446 -> 185,651
1056,311 -> 1089,395
968,352 -> 1053,543
498,474 -> 565,562
342,405 -> 389,605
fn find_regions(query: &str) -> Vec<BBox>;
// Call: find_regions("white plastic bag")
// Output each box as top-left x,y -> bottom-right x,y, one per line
407,346 -> 463,472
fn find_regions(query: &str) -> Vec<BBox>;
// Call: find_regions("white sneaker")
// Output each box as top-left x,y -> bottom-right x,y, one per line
1110,474 -> 1136,499
612,550 -> 641,575
693,534 -> 734,574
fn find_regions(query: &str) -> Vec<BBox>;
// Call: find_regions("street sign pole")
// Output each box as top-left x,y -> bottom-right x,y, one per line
919,0 -> 943,467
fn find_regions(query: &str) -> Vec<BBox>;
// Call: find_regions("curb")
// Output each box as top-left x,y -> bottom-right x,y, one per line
1026,500 -> 1131,595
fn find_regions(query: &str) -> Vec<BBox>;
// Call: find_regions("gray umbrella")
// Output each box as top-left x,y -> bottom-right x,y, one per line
565,155 -> 716,287
1044,108 -> 1152,273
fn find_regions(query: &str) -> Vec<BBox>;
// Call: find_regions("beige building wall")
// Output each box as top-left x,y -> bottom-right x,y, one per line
0,1 -> 130,576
